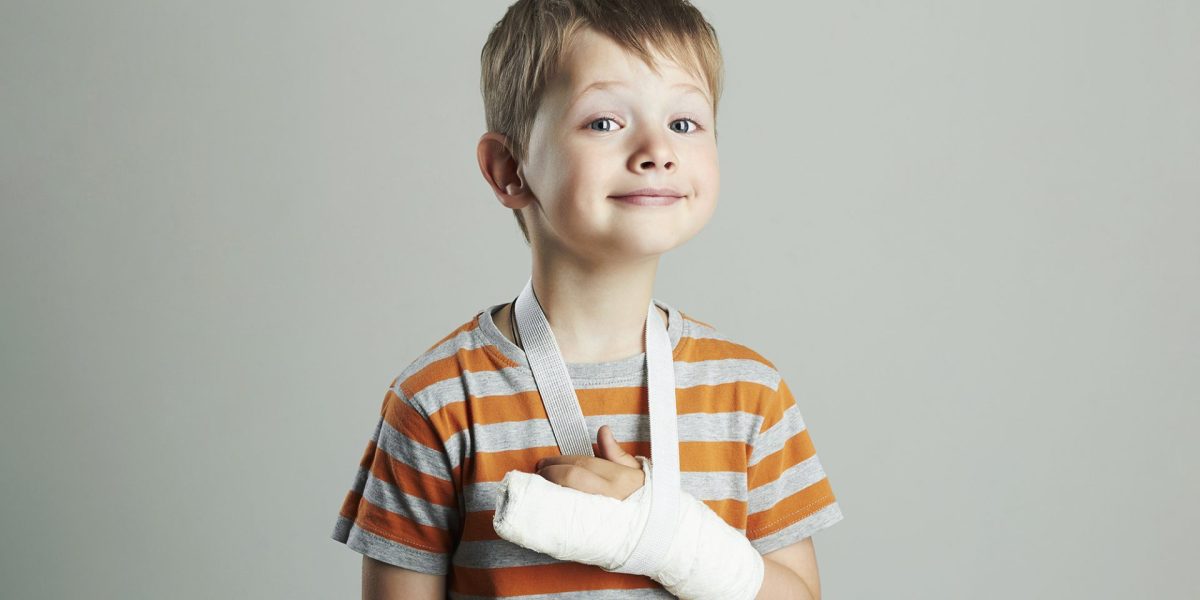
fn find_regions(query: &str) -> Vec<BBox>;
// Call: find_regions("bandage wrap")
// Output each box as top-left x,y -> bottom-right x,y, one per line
492,456 -> 765,600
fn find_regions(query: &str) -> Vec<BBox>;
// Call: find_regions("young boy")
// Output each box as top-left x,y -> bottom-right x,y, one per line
331,1 -> 844,598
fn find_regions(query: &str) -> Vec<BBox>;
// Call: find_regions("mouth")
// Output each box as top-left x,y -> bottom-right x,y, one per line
609,194 -> 685,207
609,186 -> 686,207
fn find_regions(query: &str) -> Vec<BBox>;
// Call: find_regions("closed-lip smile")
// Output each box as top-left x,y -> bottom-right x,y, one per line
611,187 -> 684,198
610,187 -> 686,206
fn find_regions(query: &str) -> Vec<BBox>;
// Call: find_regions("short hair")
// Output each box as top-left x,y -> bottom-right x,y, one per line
480,0 -> 725,245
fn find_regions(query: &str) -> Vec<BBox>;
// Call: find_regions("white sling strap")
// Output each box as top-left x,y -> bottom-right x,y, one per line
512,275 -> 681,575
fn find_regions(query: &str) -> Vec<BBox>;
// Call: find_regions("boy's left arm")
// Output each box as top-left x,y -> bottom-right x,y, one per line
495,426 -> 825,599
758,538 -> 820,600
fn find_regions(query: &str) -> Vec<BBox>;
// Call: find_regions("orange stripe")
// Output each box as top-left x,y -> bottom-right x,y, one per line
380,389 -> 447,453
704,496 -> 748,527
454,558 -> 660,597
398,347 -> 498,399
341,311 -> 837,594
350,496 -> 455,553
678,439 -> 750,472
388,320 -> 777,427
757,378 -> 798,433
444,380 -> 771,428
747,428 -> 817,490
679,335 -> 774,367
365,395 -> 457,507
460,509 -> 502,543
364,439 -> 457,508
470,450 -> 552,495
466,438 -> 750,486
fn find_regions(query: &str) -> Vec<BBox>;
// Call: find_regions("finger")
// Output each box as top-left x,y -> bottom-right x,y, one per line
540,455 -> 627,482
538,463 -> 611,496
595,426 -> 641,469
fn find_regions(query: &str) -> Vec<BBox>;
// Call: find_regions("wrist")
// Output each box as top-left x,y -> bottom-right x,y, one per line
650,487 -> 765,600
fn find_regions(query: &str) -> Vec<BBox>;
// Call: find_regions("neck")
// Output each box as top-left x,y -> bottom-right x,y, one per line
504,248 -> 667,364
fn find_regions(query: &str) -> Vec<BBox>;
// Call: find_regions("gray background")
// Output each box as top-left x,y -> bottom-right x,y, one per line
2,1 -> 1197,598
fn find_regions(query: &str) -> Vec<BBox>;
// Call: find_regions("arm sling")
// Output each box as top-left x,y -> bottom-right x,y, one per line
492,275 -> 765,600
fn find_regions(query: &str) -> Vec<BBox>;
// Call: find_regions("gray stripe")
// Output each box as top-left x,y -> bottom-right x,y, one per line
441,424 -> 472,473
335,301 -> 846,594
463,410 -> 760,456
749,502 -> 845,556
478,299 -> 686,378
434,396 -> 768,475
680,317 -> 732,341
360,469 -> 459,532
340,417 -> 384,493
747,453 -> 830,515
431,392 -> 762,473
331,517 -> 450,575
465,469 -> 751,514
375,416 -> 453,482
365,414 -> 383,443
749,401 -> 809,466
390,328 -> 486,391
674,356 -> 778,389
410,356 -> 779,417
453,536 -> 565,569
348,462 -> 369,494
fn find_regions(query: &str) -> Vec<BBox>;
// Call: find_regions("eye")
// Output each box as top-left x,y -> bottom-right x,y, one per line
587,117 -> 621,132
670,118 -> 701,134
586,116 -> 703,134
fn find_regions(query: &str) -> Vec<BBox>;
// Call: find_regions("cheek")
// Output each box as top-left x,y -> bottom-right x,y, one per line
690,147 -> 720,193
551,152 -> 608,201
539,138 -> 593,184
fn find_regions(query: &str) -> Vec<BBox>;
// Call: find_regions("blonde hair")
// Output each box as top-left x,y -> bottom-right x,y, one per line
480,0 -> 725,245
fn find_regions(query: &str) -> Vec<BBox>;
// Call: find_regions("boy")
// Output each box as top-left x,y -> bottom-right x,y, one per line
331,1 -> 844,598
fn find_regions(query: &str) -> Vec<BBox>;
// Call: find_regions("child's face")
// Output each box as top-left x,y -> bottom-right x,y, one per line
519,28 -> 719,260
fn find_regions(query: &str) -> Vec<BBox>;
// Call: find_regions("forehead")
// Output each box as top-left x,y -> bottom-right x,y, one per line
551,28 -> 710,106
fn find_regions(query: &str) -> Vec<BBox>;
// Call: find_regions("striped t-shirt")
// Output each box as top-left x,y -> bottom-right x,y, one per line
332,299 -> 844,598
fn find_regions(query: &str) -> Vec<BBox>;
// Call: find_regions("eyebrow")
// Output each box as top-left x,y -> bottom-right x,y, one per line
568,79 -> 710,108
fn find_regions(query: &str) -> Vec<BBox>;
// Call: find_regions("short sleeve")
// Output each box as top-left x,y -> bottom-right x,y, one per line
331,377 -> 461,575
745,376 -> 844,555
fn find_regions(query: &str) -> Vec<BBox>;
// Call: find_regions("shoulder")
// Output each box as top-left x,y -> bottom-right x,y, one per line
385,307 -> 503,422
673,306 -> 804,455
674,306 -> 786,396
372,308 -> 510,465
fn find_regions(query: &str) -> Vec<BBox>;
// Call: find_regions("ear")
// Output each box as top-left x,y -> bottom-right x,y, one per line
477,132 -> 533,210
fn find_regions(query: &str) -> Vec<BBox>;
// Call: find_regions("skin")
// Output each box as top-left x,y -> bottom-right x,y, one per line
477,26 -> 719,365
542,425 -> 822,599
474,27 -> 823,600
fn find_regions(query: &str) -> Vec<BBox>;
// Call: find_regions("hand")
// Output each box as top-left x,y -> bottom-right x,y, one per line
493,426 -> 765,599
534,425 -> 646,501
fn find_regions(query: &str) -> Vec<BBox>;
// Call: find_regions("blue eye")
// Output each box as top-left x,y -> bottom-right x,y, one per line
588,117 -> 619,132
671,118 -> 700,134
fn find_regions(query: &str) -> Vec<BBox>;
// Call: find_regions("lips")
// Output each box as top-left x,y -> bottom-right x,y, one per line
610,187 -> 685,206
611,194 -> 682,206
612,187 -> 684,197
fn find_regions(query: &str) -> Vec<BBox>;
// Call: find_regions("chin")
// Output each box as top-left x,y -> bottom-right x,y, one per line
613,231 -> 688,257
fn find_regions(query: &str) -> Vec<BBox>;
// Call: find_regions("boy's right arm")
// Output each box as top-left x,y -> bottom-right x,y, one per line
362,556 -> 446,600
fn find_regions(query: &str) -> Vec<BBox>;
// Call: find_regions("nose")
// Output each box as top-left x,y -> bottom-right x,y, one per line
628,128 -> 678,173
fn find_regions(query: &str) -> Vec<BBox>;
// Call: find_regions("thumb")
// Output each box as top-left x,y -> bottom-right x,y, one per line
595,425 -> 640,468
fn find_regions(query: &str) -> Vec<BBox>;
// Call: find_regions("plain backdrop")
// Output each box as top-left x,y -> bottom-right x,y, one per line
2,1 -> 1197,598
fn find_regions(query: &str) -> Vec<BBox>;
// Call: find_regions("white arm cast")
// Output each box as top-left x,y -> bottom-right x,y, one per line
493,456 -> 765,600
